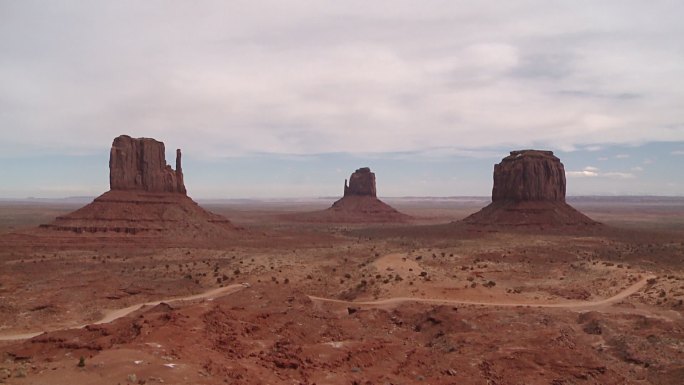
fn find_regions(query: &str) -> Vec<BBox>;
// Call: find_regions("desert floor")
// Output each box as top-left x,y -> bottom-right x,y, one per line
0,197 -> 683,384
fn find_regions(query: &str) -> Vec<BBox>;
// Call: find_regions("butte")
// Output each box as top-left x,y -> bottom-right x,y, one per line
289,167 -> 411,223
38,135 -> 236,239
463,150 -> 599,227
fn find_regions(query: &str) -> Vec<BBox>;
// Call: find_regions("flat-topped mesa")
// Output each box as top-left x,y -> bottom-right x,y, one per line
109,135 -> 186,194
344,167 -> 377,197
463,149 -> 598,227
492,150 -> 565,202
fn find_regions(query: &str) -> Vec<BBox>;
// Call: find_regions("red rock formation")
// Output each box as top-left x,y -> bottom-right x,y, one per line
109,135 -> 186,194
286,167 -> 410,223
464,150 -> 598,227
344,167 -> 377,197
492,150 -> 565,202
40,135 -> 236,239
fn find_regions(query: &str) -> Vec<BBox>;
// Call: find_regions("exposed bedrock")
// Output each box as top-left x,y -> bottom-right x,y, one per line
109,135 -> 186,194
492,150 -> 565,202
344,167 -> 377,198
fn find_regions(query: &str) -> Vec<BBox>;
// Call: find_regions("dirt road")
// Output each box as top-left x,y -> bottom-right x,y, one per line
0,265 -> 657,342
0,283 -> 247,341
309,274 -> 656,310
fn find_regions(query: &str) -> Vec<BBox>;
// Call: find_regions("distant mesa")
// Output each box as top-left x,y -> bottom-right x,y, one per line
39,135 -> 236,238
463,150 -> 599,227
289,167 -> 411,223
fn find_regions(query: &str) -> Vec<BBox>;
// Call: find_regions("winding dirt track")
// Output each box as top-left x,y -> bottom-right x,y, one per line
0,284 -> 247,341
308,274 -> 655,310
0,273 -> 655,342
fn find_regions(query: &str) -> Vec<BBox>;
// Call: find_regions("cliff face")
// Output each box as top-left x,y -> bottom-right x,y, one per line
39,134 -> 237,239
492,150 -> 565,202
344,167 -> 377,197
109,135 -> 186,194
464,150 -> 598,227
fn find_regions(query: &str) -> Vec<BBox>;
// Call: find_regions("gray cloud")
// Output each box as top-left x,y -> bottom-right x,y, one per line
1,0 -> 683,158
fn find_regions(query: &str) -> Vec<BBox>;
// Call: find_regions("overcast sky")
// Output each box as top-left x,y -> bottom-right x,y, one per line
1,1 -> 683,198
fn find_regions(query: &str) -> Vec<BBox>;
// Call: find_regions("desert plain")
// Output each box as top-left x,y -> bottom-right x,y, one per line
0,196 -> 683,385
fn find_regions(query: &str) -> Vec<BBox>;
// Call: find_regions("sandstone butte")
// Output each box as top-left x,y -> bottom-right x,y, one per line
39,135 -> 235,238
285,167 -> 411,223
464,150 -> 599,227
324,167 -> 411,222
109,135 -> 186,194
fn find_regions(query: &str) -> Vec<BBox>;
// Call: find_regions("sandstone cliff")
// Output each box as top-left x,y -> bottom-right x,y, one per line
40,135 -> 235,239
464,150 -> 598,227
344,167 -> 377,197
492,150 -> 565,202
109,135 -> 186,194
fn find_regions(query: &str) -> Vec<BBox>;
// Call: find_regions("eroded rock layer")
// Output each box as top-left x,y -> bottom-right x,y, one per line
493,150 -> 565,202
344,167 -> 377,197
109,135 -> 186,194
39,135 -> 236,238
40,190 -> 235,237
286,167 -> 410,223
465,150 -> 598,227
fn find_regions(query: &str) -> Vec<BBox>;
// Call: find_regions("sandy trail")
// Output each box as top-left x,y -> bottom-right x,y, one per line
309,275 -> 656,310
0,284 -> 247,341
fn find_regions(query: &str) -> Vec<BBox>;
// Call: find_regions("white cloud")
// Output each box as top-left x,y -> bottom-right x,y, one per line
615,154 -> 630,159
566,166 -> 634,179
671,150 -> 684,156
566,170 -> 598,177
603,172 -> 635,179
566,166 -> 599,177
631,166 -> 643,172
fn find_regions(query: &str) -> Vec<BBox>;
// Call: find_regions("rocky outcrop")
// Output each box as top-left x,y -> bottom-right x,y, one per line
109,135 -> 186,194
492,150 -> 565,202
344,167 -> 377,197
40,135 -> 236,239
464,150 -> 598,227
285,167 -> 410,223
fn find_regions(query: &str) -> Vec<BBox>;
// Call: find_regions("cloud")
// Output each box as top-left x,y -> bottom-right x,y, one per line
671,150 -> 684,156
631,166 -> 643,172
566,166 -> 599,177
0,1 -> 683,158
566,166 -> 634,179
602,172 -> 635,179
615,154 -> 630,159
